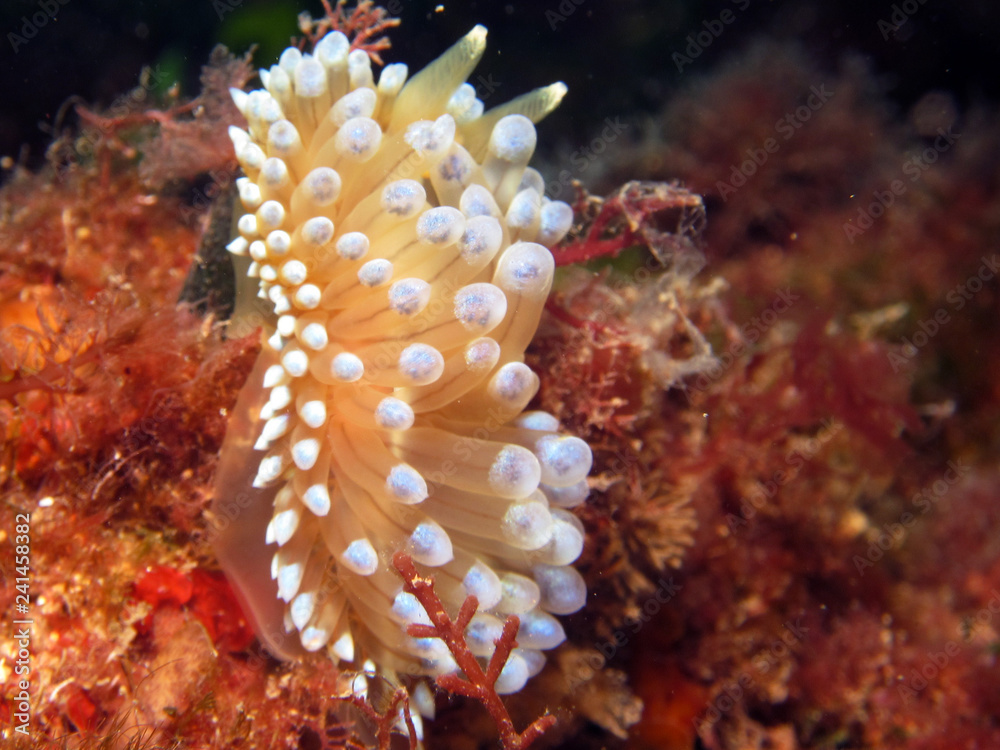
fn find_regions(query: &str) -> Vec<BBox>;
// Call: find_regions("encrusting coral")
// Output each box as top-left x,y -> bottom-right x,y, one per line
212,12 -> 594,704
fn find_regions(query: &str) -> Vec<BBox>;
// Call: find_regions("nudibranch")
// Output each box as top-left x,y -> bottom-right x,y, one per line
213,22 -> 592,697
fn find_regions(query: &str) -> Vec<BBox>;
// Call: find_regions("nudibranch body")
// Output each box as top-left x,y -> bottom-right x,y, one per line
217,23 -> 591,695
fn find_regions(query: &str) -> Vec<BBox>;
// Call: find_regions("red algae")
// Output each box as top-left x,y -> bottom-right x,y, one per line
584,35 -> 1000,750
3,9 -> 1000,750
0,42 -> 338,750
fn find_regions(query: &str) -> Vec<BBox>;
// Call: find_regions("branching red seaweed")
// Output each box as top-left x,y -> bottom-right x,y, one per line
298,0 -> 401,65
72,48 -> 253,188
391,552 -> 557,750
552,180 -> 706,268
343,687 -> 419,750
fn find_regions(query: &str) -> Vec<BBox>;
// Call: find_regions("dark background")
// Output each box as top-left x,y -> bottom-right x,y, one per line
1,0 -> 999,173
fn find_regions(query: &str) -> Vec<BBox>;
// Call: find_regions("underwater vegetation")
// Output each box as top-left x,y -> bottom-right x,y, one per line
2,1 -> 1000,749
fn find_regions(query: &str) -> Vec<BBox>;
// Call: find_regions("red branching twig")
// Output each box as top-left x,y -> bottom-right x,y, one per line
74,99 -> 199,183
73,49 -> 253,187
345,686 -> 418,750
76,102 -> 198,134
544,294 -> 632,339
392,552 -> 557,750
552,180 -> 706,267
299,0 -> 401,65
